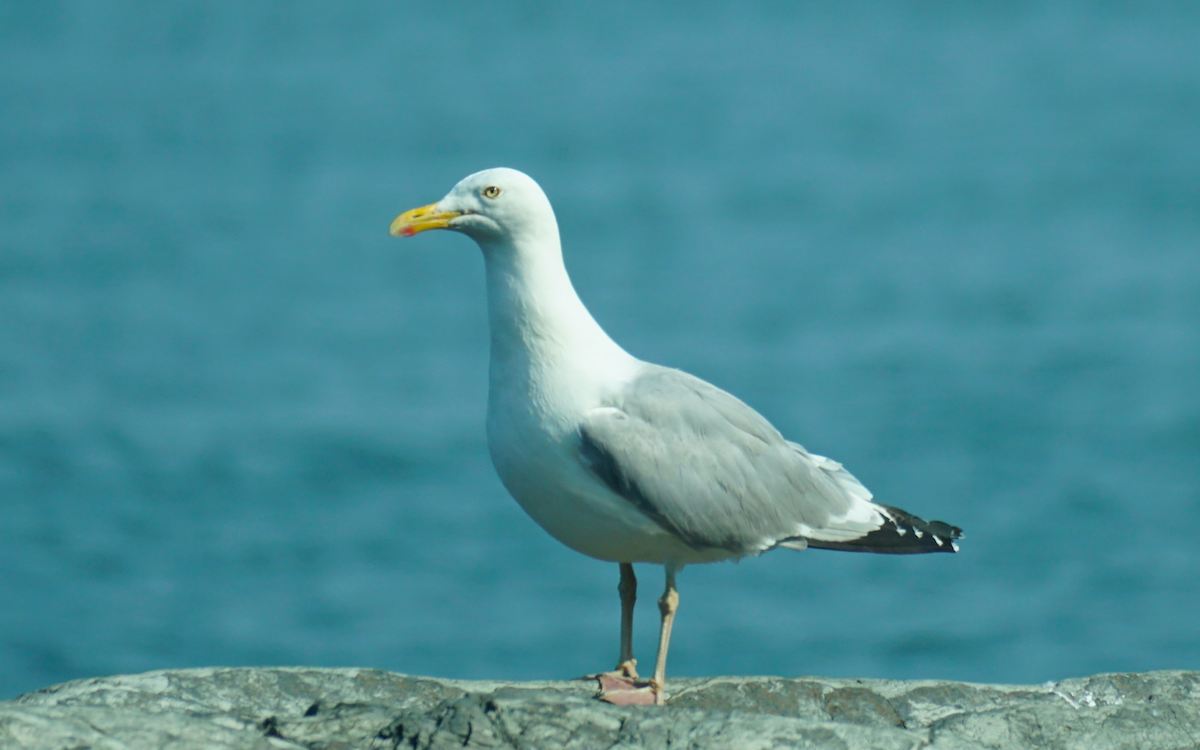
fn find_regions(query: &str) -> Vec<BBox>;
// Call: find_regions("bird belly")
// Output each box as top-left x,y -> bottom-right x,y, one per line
500,461 -> 683,562
488,437 -> 726,565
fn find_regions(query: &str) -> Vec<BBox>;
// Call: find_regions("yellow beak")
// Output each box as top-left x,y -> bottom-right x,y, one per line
389,202 -> 463,237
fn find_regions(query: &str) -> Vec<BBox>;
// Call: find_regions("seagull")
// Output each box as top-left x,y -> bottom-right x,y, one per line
389,168 -> 962,706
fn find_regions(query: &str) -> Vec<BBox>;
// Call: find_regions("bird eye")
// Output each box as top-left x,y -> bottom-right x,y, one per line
483,186 -> 501,199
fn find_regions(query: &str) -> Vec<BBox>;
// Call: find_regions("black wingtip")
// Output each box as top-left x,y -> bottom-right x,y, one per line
802,504 -> 963,555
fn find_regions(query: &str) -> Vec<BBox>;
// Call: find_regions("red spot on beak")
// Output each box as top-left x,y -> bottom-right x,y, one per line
401,226 -> 416,237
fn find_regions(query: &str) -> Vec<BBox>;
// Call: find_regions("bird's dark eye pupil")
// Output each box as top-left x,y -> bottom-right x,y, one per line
484,186 -> 501,198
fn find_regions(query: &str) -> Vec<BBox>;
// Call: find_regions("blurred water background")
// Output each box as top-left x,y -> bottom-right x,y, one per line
2,1 -> 1198,700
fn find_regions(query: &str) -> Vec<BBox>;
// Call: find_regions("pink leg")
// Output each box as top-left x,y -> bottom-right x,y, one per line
597,563 -> 657,705
648,567 -> 679,706
617,562 -> 638,678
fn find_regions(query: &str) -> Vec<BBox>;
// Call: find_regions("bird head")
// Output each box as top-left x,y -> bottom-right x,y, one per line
390,167 -> 556,244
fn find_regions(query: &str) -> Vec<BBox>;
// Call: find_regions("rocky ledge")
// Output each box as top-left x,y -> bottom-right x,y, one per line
2,668 -> 1198,749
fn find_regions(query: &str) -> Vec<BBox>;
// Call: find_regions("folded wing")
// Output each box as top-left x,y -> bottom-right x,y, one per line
576,366 -> 958,557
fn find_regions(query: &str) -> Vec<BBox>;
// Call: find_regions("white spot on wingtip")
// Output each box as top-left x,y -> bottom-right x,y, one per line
896,527 -> 907,536
951,542 -> 960,552
934,536 -> 944,546
913,528 -> 924,538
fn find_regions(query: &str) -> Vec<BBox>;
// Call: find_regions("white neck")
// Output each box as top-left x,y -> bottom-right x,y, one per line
479,231 -> 635,399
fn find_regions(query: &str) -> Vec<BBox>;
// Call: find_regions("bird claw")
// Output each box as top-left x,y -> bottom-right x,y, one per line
596,673 -> 658,705
594,668 -> 662,706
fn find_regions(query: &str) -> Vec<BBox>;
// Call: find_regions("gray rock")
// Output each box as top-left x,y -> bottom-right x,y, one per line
3,668 -> 1198,750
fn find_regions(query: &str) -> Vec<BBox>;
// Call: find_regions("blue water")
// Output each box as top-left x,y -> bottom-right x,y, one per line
2,2 -> 1198,700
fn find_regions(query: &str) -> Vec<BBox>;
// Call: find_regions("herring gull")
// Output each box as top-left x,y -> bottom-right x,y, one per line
389,168 -> 962,705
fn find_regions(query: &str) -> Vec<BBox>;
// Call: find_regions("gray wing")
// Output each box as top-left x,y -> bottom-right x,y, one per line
577,365 -> 883,555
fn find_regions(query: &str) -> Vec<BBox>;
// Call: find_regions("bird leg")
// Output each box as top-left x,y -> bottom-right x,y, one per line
648,566 -> 679,706
597,563 -> 657,705
617,562 -> 638,678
